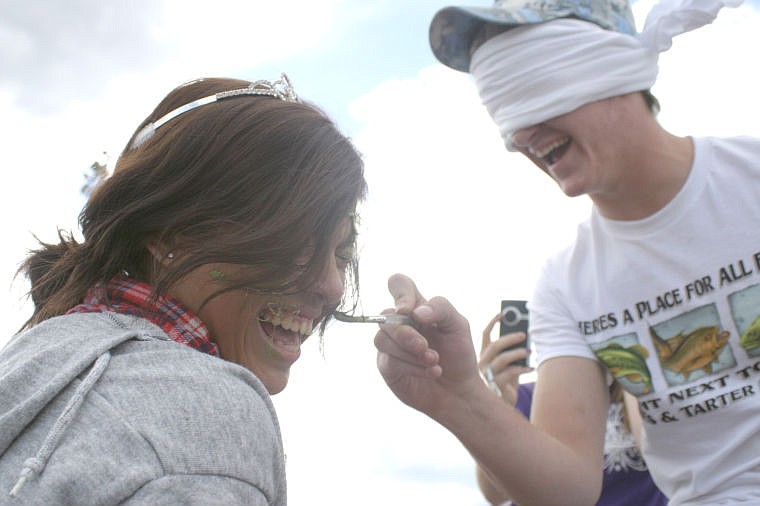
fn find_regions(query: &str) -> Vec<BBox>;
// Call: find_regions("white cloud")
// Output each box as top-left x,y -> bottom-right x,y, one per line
0,0 -> 349,115
0,0 -> 167,113
158,0 -> 347,74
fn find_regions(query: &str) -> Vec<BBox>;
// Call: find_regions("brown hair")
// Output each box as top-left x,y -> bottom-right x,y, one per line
22,77 -> 367,331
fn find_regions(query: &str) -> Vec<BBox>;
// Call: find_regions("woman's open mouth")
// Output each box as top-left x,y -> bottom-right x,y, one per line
258,302 -> 314,358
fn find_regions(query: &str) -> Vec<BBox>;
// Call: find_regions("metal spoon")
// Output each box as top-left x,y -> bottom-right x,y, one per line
333,311 -> 414,325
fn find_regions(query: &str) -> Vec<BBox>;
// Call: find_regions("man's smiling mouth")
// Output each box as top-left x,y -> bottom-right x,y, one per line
534,136 -> 570,165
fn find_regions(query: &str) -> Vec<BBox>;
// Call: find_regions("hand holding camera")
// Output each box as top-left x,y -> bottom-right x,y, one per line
478,300 -> 533,403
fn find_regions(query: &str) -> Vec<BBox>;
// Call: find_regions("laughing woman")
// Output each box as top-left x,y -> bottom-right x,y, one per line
0,75 -> 366,505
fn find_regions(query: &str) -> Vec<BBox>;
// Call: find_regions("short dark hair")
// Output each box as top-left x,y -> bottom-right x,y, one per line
642,89 -> 661,115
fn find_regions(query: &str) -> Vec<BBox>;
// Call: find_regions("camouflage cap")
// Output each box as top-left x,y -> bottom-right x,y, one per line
429,0 -> 637,72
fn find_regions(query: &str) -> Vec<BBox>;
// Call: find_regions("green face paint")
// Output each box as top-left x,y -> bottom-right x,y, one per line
208,269 -> 226,282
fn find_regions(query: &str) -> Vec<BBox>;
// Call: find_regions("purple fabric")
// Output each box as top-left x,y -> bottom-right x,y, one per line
514,383 -> 668,506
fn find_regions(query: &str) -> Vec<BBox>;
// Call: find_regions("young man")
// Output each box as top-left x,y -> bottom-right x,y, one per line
374,0 -> 759,504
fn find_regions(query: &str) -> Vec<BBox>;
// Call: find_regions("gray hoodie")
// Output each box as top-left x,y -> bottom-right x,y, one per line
0,312 -> 286,505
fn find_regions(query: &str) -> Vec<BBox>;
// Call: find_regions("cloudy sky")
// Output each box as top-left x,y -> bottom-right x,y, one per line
2,0 -> 760,504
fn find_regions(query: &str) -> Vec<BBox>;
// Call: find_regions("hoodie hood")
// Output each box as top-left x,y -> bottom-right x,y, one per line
0,312 -> 169,496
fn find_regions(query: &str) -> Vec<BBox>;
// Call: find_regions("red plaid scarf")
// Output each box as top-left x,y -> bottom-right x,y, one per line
67,275 -> 220,357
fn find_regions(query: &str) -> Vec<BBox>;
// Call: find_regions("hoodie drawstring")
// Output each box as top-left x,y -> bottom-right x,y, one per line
9,352 -> 112,498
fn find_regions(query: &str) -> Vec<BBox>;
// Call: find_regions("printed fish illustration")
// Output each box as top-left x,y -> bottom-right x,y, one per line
650,325 -> 730,376
594,343 -> 652,394
739,314 -> 760,351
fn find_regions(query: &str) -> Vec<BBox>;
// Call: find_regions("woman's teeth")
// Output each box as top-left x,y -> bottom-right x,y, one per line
259,304 -> 314,337
268,313 -> 313,336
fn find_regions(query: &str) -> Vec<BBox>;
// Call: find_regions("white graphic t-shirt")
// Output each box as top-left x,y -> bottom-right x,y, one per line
530,136 -> 760,505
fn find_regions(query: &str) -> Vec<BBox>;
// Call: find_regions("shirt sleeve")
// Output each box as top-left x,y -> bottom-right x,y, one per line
530,258 -> 600,368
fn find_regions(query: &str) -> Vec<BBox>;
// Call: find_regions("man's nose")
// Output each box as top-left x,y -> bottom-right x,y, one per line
510,124 -> 540,149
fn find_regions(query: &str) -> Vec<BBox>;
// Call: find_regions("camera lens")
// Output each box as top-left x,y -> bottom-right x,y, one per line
501,306 -> 521,327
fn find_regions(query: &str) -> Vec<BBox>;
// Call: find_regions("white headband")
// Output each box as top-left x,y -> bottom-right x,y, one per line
470,0 -> 743,149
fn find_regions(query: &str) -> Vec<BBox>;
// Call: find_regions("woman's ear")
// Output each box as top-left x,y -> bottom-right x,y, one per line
146,243 -> 175,267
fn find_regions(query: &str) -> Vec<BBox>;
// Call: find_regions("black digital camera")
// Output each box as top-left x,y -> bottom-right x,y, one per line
499,300 -> 529,366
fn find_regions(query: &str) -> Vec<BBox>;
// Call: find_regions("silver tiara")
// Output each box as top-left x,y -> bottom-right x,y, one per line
131,73 -> 300,149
